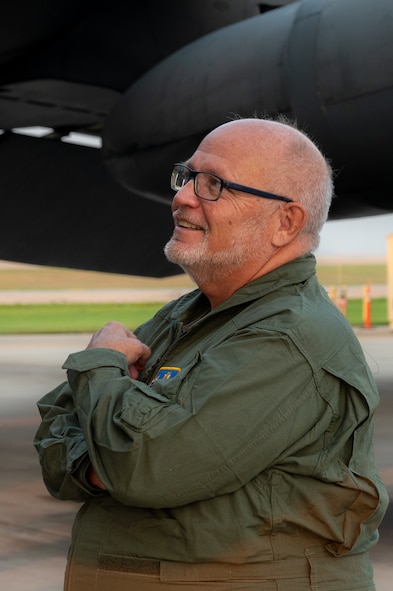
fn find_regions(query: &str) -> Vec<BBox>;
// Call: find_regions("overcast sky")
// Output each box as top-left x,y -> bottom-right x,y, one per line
316,213 -> 393,258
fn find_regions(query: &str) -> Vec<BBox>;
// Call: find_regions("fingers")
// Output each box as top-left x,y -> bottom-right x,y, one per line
87,321 -> 134,344
86,321 -> 151,370
87,321 -> 137,350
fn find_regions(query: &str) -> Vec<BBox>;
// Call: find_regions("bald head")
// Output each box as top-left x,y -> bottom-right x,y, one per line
201,117 -> 329,185
199,117 -> 333,250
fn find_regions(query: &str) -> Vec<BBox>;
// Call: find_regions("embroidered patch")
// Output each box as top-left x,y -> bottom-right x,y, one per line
150,366 -> 181,384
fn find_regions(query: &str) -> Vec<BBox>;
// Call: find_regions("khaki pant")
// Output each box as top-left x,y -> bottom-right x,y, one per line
64,547 -> 375,590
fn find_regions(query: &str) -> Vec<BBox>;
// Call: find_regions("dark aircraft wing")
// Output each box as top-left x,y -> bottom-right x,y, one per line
0,0 -> 392,276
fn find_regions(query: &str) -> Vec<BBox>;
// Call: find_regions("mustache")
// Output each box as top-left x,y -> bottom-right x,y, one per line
173,210 -> 206,230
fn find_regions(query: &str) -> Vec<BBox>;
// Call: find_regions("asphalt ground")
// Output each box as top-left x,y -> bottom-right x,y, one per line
0,329 -> 392,591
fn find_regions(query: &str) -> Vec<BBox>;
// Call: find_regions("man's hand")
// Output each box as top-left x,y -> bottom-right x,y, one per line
86,321 -> 151,378
87,464 -> 107,490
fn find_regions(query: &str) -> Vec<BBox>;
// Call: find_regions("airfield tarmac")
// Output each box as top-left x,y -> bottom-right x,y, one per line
0,329 -> 392,591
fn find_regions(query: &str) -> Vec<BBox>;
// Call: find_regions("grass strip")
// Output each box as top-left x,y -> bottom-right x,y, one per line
344,298 -> 388,326
0,299 -> 388,334
0,303 -> 165,334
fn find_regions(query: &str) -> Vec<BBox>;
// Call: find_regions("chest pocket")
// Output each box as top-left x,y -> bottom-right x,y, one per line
151,350 -> 203,410
120,351 -> 202,433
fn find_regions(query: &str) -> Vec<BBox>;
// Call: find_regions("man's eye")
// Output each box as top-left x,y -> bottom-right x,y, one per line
207,175 -> 220,189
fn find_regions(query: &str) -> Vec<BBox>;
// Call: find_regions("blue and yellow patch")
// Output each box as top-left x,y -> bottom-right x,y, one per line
150,366 -> 181,385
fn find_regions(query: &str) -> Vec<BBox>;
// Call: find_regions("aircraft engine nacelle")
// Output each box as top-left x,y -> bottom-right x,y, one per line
103,0 -> 393,218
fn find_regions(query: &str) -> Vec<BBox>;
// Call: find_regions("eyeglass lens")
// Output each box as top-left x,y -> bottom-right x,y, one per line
172,166 -> 220,201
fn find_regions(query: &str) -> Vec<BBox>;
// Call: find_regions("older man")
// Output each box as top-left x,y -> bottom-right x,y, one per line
34,117 -> 388,590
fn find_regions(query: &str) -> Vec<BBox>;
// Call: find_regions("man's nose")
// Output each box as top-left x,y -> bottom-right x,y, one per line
172,180 -> 200,208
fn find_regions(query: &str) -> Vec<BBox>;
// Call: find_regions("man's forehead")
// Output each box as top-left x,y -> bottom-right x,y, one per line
186,147 -> 235,176
191,137 -> 268,183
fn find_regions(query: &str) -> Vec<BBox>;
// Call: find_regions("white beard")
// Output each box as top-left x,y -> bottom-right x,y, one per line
164,212 -> 273,285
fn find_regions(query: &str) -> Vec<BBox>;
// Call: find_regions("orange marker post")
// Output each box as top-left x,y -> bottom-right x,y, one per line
363,284 -> 371,329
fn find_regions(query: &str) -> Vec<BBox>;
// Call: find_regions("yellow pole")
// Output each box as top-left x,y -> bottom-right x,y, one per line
387,235 -> 393,330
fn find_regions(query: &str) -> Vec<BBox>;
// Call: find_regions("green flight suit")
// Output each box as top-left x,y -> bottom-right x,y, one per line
34,254 -> 388,590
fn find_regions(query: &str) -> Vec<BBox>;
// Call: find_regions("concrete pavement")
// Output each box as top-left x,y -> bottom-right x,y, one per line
0,285 -> 387,304
0,288 -> 194,305
0,330 -> 392,590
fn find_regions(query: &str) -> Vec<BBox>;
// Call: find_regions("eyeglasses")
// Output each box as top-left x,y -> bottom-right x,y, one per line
171,163 -> 293,203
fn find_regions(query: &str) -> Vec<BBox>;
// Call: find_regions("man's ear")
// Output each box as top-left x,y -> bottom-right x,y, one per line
272,202 -> 308,247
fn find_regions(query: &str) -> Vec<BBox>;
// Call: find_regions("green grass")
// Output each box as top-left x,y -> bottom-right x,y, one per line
345,298 -> 387,326
0,303 -> 164,334
0,299 -> 388,334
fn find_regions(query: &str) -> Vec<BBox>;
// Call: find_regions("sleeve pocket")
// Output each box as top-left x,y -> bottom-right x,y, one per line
120,388 -> 172,430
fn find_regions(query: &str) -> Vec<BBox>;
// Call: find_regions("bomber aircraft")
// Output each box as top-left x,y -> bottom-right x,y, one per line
0,0 -> 392,277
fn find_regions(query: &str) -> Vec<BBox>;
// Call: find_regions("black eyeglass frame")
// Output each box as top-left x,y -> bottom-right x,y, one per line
171,163 -> 293,203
